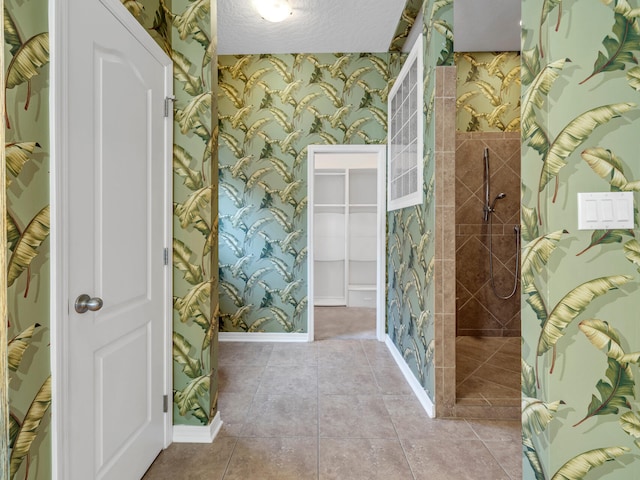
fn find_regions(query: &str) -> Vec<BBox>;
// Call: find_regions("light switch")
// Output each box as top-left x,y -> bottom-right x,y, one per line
585,199 -> 598,221
617,198 -> 632,222
578,192 -> 635,230
600,199 -> 614,221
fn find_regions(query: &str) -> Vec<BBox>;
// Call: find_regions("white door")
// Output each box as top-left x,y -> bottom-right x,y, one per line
54,0 -> 172,478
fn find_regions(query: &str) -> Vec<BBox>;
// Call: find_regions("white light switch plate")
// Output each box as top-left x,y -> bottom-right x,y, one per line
578,192 -> 634,230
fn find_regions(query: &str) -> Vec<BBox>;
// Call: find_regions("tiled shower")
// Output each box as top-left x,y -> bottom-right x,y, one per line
454,131 -> 521,412
434,60 -> 521,418
455,131 -> 521,337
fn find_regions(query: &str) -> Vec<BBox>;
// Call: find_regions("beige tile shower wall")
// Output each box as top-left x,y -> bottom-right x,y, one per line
434,66 -> 457,417
455,132 -> 521,337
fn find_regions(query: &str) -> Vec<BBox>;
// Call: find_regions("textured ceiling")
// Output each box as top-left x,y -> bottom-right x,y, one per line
217,0 -> 408,55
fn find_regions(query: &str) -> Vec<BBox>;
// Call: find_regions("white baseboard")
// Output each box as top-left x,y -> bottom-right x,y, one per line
219,332 -> 310,343
385,335 -> 435,418
172,411 -> 223,443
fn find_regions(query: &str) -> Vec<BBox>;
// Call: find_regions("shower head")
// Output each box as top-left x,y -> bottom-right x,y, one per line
490,193 -> 507,211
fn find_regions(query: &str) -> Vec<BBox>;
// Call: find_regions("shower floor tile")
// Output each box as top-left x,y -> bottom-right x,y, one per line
456,336 -> 520,407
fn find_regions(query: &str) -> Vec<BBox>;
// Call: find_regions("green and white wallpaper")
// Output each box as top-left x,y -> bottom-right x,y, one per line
166,0 -> 219,428
218,52 -> 402,334
389,0 -> 423,52
386,0 -> 452,403
522,0 -> 640,478
13,0 -> 640,477
127,0 -> 219,428
5,0 -> 51,478
4,1 -> 218,477
455,51 -> 521,132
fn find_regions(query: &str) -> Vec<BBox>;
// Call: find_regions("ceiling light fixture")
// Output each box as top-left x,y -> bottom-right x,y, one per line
252,0 -> 292,23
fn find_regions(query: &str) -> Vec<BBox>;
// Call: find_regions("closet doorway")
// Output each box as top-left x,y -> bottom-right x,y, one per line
307,145 -> 386,342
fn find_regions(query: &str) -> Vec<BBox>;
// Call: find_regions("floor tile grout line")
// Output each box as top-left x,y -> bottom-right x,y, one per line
237,347 -> 271,438
464,375 -> 522,394
220,344 -> 270,479
478,393 -> 493,406
463,420 -> 522,479
380,381 -> 418,480
361,339 -> 384,395
481,346 -> 521,369
464,418 -> 485,442
455,363 -> 484,386
220,436 -> 240,480
478,437 -> 516,480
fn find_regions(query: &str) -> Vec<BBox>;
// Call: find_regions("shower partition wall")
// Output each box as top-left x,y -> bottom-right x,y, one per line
433,66 -> 457,418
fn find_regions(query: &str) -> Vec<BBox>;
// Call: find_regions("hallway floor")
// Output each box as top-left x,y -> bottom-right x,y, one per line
144,309 -> 521,479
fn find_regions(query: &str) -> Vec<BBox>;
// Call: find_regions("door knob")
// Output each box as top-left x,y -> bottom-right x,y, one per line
75,294 -> 104,313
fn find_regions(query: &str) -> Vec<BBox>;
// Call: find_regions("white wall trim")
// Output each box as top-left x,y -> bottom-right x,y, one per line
172,412 -> 223,444
161,53 -> 174,451
219,332 -> 310,343
385,335 -> 435,418
50,0 -> 70,475
375,148 -> 387,342
387,35 -> 424,212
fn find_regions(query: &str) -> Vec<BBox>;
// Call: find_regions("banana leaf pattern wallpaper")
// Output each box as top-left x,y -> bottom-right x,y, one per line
218,52 -> 401,334
3,2 -> 217,478
169,0 -> 218,428
386,0 -> 452,404
455,51 -> 521,132
522,1 -> 640,478
130,0 -> 219,427
5,0 -> 52,478
389,0 -> 424,52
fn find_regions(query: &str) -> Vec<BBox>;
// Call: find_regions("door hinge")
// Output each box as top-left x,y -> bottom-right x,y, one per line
164,247 -> 169,266
164,96 -> 175,117
163,395 -> 169,413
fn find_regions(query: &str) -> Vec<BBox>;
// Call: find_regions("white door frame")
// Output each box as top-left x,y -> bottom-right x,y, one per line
50,0 -> 173,477
307,144 -> 386,342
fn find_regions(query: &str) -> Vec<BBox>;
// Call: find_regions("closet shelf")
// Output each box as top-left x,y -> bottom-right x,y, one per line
314,163 -> 377,307
348,284 -> 376,290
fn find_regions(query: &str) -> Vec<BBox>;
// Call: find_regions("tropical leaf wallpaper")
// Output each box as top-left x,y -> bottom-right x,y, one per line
218,52 -> 402,334
522,1 -> 640,478
132,0 -> 219,428
4,0 -> 51,478
389,0 -> 423,52
455,51 -> 521,132
386,0 -> 452,404
2,2 -> 217,478
13,0 -> 640,478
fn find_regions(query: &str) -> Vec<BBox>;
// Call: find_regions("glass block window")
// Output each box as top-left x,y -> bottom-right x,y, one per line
387,35 -> 423,211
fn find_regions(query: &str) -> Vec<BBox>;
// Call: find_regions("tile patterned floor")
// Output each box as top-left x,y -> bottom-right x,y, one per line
456,336 -> 521,408
314,306 -> 377,340
144,336 -> 522,479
